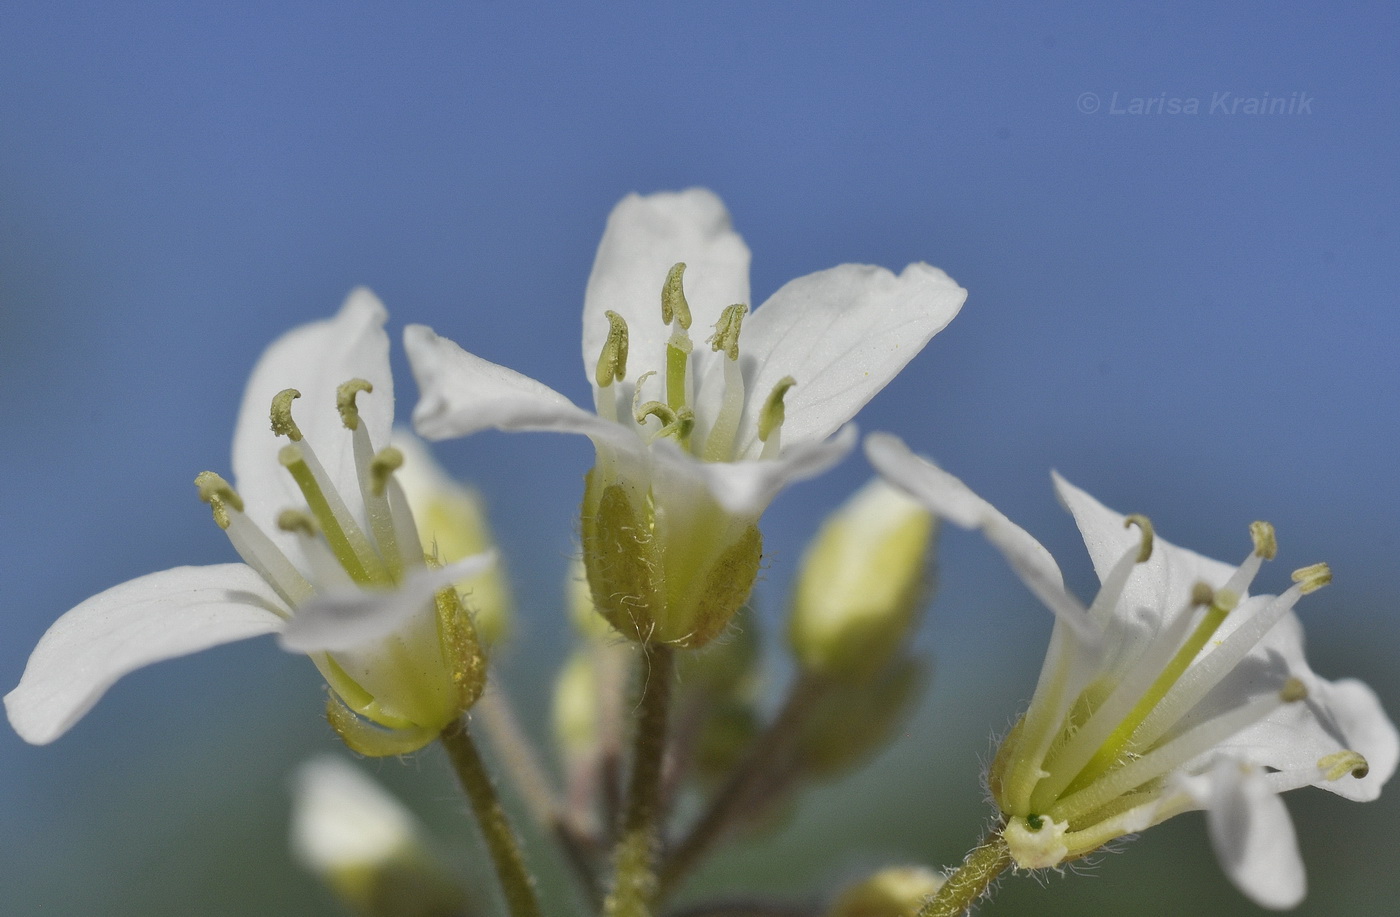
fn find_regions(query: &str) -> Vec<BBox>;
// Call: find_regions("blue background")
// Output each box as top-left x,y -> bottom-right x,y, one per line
2,3 -> 1397,915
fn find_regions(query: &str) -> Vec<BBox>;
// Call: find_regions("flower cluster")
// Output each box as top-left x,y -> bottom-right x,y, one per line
5,189 -> 1394,917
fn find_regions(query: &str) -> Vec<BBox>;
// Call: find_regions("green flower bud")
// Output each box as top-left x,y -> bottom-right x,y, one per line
580,469 -> 761,649
826,866 -> 945,917
393,434 -> 513,645
552,649 -> 600,766
796,655 -> 927,779
789,479 -> 936,681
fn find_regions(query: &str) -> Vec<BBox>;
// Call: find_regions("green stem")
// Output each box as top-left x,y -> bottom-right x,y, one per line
605,643 -> 676,917
660,672 -> 828,896
915,832 -> 1012,917
440,719 -> 543,917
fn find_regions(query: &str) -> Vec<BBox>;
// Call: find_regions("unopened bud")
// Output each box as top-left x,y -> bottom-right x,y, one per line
789,479 -> 936,680
826,865 -> 946,917
797,655 -> 926,779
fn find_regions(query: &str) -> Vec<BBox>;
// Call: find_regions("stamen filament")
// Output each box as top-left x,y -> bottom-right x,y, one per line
279,442 -> 383,585
701,350 -> 746,462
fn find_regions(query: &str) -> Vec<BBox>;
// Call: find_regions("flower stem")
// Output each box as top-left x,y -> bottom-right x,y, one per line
605,643 -> 676,917
660,672 -> 828,896
916,831 -> 1011,917
440,718 -> 543,917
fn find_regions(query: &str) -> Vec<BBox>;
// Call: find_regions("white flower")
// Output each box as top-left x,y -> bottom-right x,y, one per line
6,292 -> 492,754
866,433 -> 1398,909
406,189 -> 965,646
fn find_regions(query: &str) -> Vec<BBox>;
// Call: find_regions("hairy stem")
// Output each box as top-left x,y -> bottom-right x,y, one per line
916,831 -> 1011,917
604,643 -> 676,917
440,719 -> 543,917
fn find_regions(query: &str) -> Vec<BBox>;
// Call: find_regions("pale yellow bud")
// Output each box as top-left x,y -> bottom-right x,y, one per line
392,433 -> 513,645
827,865 -> 946,917
552,649 -> 600,765
789,479 -> 936,680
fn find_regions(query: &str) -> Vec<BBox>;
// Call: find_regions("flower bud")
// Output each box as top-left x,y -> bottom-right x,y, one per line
393,433 -> 513,645
788,479 -> 936,681
290,756 -> 466,917
552,649 -> 601,767
826,866 -> 945,917
796,655 -> 927,779
580,469 -> 761,649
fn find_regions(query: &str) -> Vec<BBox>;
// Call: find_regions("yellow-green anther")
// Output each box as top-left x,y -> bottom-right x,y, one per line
662,262 -> 692,329
1191,581 -> 1216,607
1318,750 -> 1370,781
595,310 -> 629,389
1292,562 -> 1332,594
635,400 -> 692,440
336,378 -> 373,430
708,303 -> 747,360
1124,514 -> 1154,562
277,509 -> 320,538
756,375 -> 796,443
271,389 -> 304,440
195,471 -> 243,529
369,446 -> 404,497
1250,521 -> 1278,560
1279,677 -> 1308,703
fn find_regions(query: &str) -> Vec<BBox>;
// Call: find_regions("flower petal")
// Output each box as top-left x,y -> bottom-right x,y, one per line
232,289 -> 393,542
290,755 -> 421,871
653,423 -> 857,518
1189,757 -> 1306,909
866,434 -> 1094,641
581,189 -> 751,390
405,324 -> 623,445
279,553 -> 495,653
731,263 -> 965,455
1053,471 -> 1239,627
4,564 -> 287,744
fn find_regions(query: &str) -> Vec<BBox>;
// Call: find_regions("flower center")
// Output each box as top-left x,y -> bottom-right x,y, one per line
592,262 -> 795,462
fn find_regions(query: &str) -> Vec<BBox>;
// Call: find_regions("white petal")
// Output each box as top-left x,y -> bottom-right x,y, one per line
866,434 -> 1094,641
4,564 -> 287,744
581,189 -> 751,387
1053,471 -> 1238,628
290,755 -> 420,871
279,553 -> 494,653
653,424 -> 857,518
1188,757 -> 1306,909
730,263 -> 965,455
405,324 -> 622,444
232,289 -> 393,543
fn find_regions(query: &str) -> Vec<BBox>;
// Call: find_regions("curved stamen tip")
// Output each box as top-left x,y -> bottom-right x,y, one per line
1190,581 -> 1216,608
1318,750 -> 1370,781
758,376 -> 797,443
708,303 -> 748,360
595,310 -> 629,389
662,262 -> 692,330
1279,677 -> 1308,703
277,508 -> 320,538
634,400 -> 692,440
194,471 -> 243,529
270,389 -> 304,441
1291,562 -> 1331,594
1249,521 -> 1278,560
336,378 -> 374,430
1123,514 -> 1154,562
369,446 -> 404,496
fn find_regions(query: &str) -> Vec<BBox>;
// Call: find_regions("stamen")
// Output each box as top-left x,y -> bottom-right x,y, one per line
595,310 -> 629,389
278,506 -> 355,590
1280,676 -> 1308,702
336,378 -> 373,430
369,447 -> 404,498
276,508 -> 320,538
1123,515 -> 1154,562
1318,750 -> 1370,781
662,262 -> 692,330
666,333 -> 692,413
195,471 -> 244,529
708,303 -> 747,361
270,389 -> 304,441
757,375 -> 796,450
279,443 -> 381,584
1250,521 -> 1277,560
634,400 -> 692,441
1292,562 -> 1331,594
